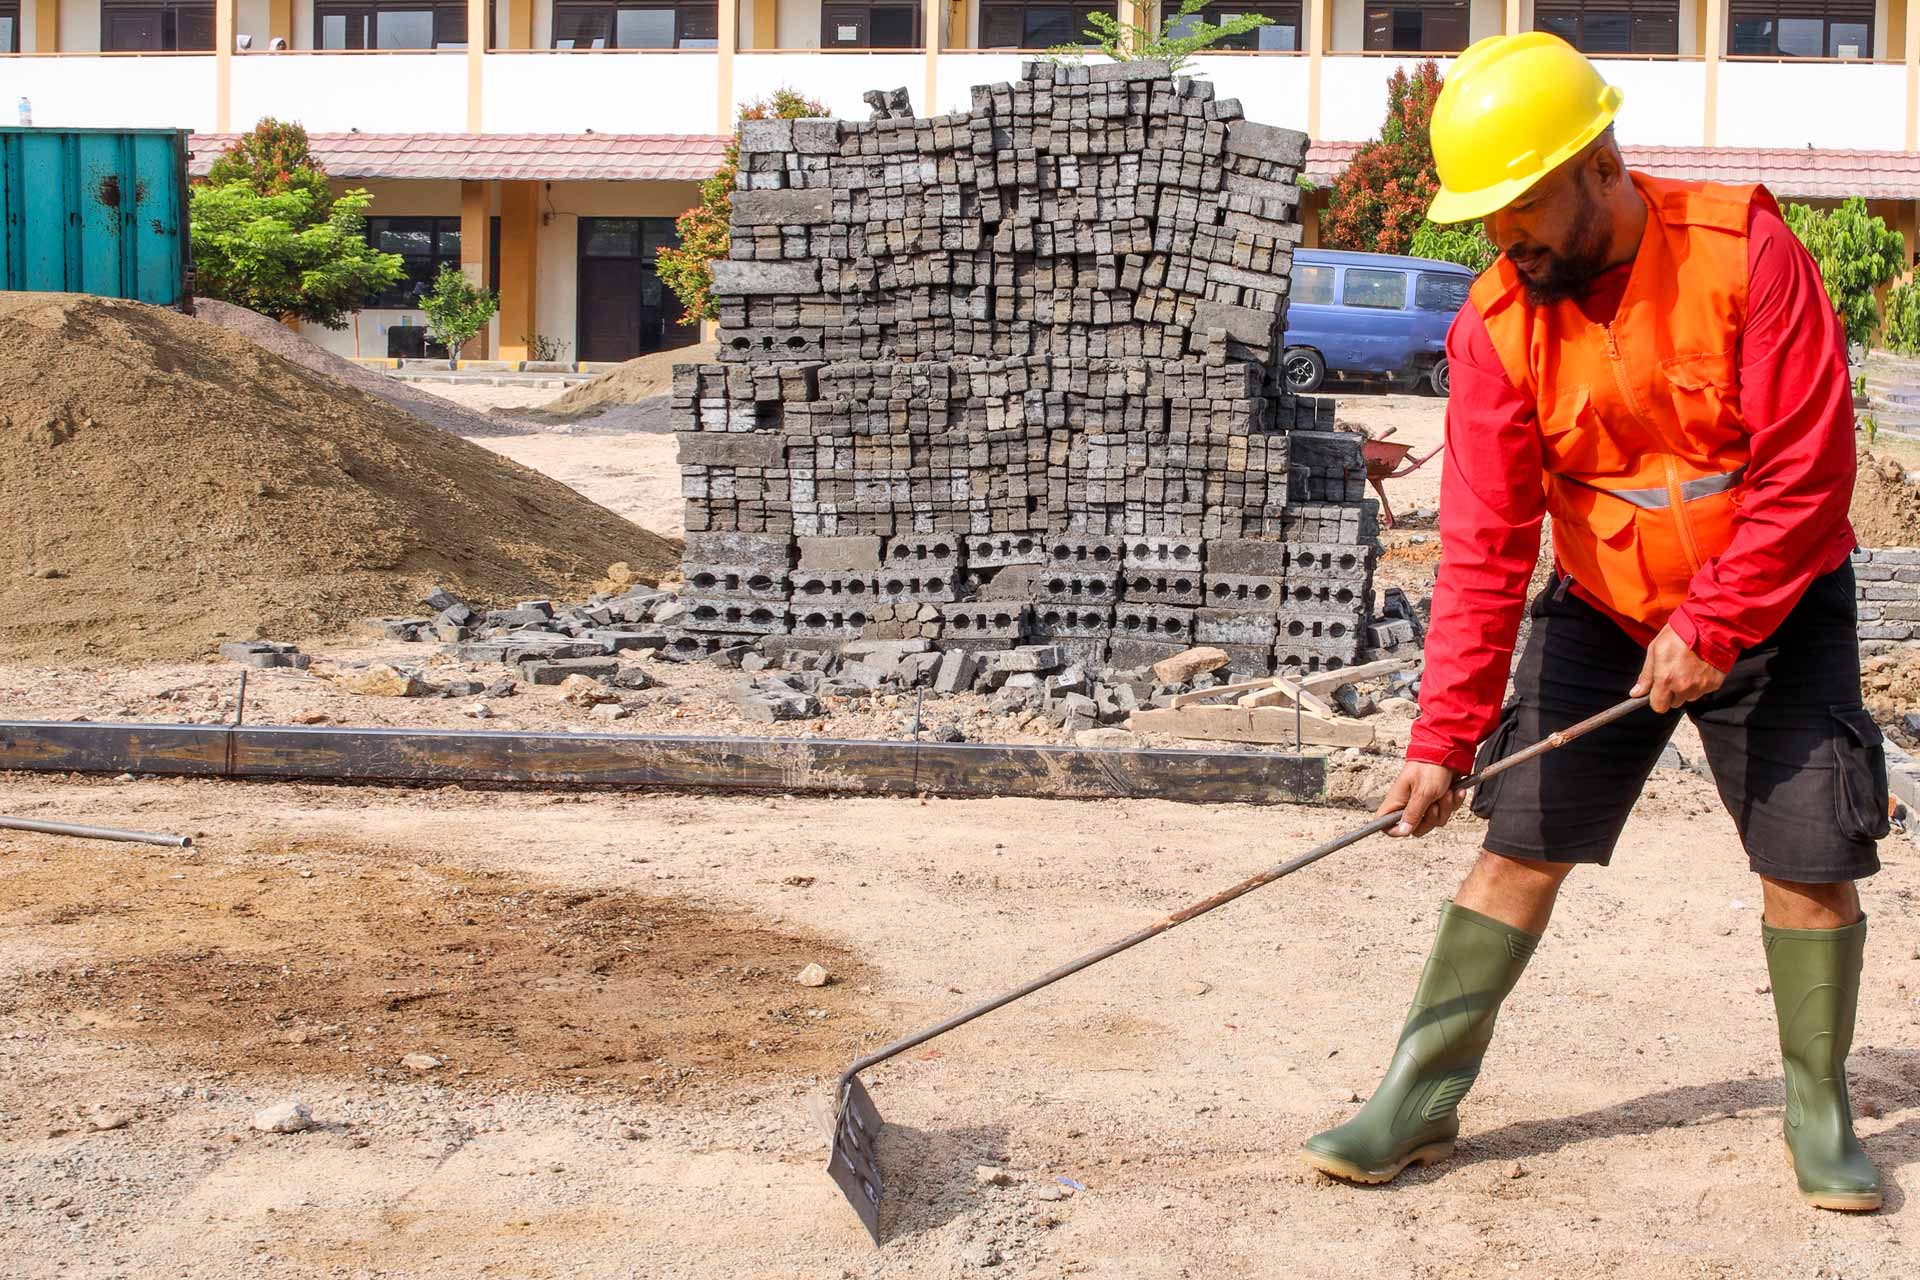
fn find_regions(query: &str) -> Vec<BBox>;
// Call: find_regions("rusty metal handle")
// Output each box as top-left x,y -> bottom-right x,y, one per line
838,695 -> 1649,1087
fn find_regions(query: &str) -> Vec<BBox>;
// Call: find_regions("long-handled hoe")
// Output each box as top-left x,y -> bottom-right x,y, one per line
824,695 -> 1650,1243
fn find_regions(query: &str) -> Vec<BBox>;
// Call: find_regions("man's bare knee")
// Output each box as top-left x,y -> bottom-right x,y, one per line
1760,877 -> 1861,930
1455,850 -> 1575,934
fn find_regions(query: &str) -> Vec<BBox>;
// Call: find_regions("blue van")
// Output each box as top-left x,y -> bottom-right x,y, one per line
1281,249 -> 1477,396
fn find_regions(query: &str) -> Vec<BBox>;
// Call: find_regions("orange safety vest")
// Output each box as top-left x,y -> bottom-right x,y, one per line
1470,172 -> 1767,628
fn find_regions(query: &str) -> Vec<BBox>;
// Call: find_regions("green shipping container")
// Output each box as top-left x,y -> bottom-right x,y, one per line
0,126 -> 190,308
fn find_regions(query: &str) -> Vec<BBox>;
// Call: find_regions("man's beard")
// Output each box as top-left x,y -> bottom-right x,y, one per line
1511,196 -> 1613,306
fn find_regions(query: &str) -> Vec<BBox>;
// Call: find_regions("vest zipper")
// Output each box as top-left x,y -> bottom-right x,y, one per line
1603,323 -> 1704,574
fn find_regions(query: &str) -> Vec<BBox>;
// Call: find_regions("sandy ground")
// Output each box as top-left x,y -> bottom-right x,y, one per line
7,379 -> 1918,1277
414,381 -> 688,541
2,765 -> 1915,1278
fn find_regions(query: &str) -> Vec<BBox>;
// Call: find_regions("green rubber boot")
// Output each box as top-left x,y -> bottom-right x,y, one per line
1301,903 -> 1539,1184
1764,916 -> 1882,1212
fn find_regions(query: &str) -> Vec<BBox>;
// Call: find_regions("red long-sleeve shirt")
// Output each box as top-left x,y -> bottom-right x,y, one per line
1408,198 -> 1859,775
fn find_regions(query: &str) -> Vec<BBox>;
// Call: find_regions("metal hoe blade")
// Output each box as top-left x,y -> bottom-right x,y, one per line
825,1075 -> 885,1244
821,695 -> 1651,1244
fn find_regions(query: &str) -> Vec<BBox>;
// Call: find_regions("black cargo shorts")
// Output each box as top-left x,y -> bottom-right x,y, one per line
1469,564 -> 1890,882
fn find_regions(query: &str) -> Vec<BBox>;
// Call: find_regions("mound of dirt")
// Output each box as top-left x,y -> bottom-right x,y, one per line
1850,447 -> 1920,548
0,293 -> 680,661
530,340 -> 717,421
194,298 -> 531,439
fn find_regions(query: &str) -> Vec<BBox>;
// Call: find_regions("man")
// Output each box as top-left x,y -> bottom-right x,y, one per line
1299,32 -> 1891,1211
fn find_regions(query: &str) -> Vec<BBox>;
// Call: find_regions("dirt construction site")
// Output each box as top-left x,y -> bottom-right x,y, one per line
10,68 -> 1920,1274
0,286 -> 1916,1279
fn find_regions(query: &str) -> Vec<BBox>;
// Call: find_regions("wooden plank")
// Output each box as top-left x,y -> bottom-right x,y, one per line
1294,656 -> 1421,696
0,720 -> 1325,805
1129,706 -> 1375,748
1168,676 -> 1275,707
1239,678 -> 1336,718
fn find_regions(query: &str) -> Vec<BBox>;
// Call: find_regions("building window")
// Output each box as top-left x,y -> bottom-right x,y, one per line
101,1 -> 215,50
1362,1 -> 1467,52
980,3 -> 1116,49
1165,3 -> 1302,51
1728,2 -> 1871,58
1,2 -> 19,53
315,1 -> 468,49
551,1 -> 717,47
1535,1 -> 1678,54
821,2 -> 920,48
364,216 -> 463,308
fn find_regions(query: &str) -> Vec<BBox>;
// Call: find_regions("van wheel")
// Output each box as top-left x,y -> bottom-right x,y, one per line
1427,357 -> 1451,397
1283,347 -> 1325,393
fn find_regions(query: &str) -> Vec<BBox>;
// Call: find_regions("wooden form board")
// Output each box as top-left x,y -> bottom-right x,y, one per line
1128,706 -> 1376,748
0,719 -> 1325,805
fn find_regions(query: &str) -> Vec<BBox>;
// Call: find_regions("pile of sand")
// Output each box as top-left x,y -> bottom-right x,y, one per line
1850,447 -> 1920,548
194,298 -> 531,439
528,341 -> 717,422
0,293 -> 680,661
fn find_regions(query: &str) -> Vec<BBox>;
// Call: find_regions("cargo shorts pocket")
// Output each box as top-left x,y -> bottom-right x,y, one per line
1470,699 -> 1523,820
1831,707 -> 1892,842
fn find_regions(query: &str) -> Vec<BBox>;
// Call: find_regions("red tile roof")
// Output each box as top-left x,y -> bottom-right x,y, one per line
187,132 -> 729,183
1305,140 -> 1920,201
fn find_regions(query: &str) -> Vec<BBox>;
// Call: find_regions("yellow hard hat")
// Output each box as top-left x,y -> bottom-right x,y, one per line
1427,32 -> 1624,224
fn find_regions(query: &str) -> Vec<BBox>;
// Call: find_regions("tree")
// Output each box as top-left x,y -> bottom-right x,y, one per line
190,185 -> 403,329
656,88 -> 829,326
1061,0 -> 1272,74
1882,278 -> 1920,356
419,265 -> 500,366
1321,62 -> 1445,257
204,117 -> 334,211
1409,219 -> 1497,272
191,118 -> 404,328
1781,198 -> 1907,349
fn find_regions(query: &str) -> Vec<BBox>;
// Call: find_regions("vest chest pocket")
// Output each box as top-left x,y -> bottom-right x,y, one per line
1537,384 -> 1615,474
1660,351 -> 1743,445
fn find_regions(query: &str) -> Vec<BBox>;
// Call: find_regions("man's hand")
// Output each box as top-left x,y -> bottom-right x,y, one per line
1631,624 -> 1726,713
1378,761 -> 1465,837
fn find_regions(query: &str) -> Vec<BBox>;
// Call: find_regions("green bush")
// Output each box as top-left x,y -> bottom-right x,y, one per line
419,265 -> 499,365
1059,0 -> 1272,74
1409,220 -> 1497,273
190,185 -> 402,329
1781,198 -> 1906,349
1881,279 -> 1920,356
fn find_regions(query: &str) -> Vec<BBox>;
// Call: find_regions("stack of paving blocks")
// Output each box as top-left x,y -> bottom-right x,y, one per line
1854,547 -> 1920,648
670,59 -> 1381,675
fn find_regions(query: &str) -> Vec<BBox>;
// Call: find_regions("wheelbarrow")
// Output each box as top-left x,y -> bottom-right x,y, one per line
1361,430 -> 1444,528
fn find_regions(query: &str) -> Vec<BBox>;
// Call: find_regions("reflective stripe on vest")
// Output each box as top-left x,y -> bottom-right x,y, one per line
1563,464 -> 1748,511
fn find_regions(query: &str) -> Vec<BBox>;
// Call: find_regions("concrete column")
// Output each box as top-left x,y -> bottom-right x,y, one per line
924,0 -> 942,110
751,0 -> 776,48
1702,0 -> 1723,145
718,0 -> 738,132
467,0 -> 487,130
216,0 -> 235,131
1504,0 -> 1521,32
508,0 -> 535,47
497,181 -> 541,363
1306,0 -> 1329,140
29,0 -> 56,51
267,0 -> 290,43
1906,0 -> 1919,151
460,181 -> 492,360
